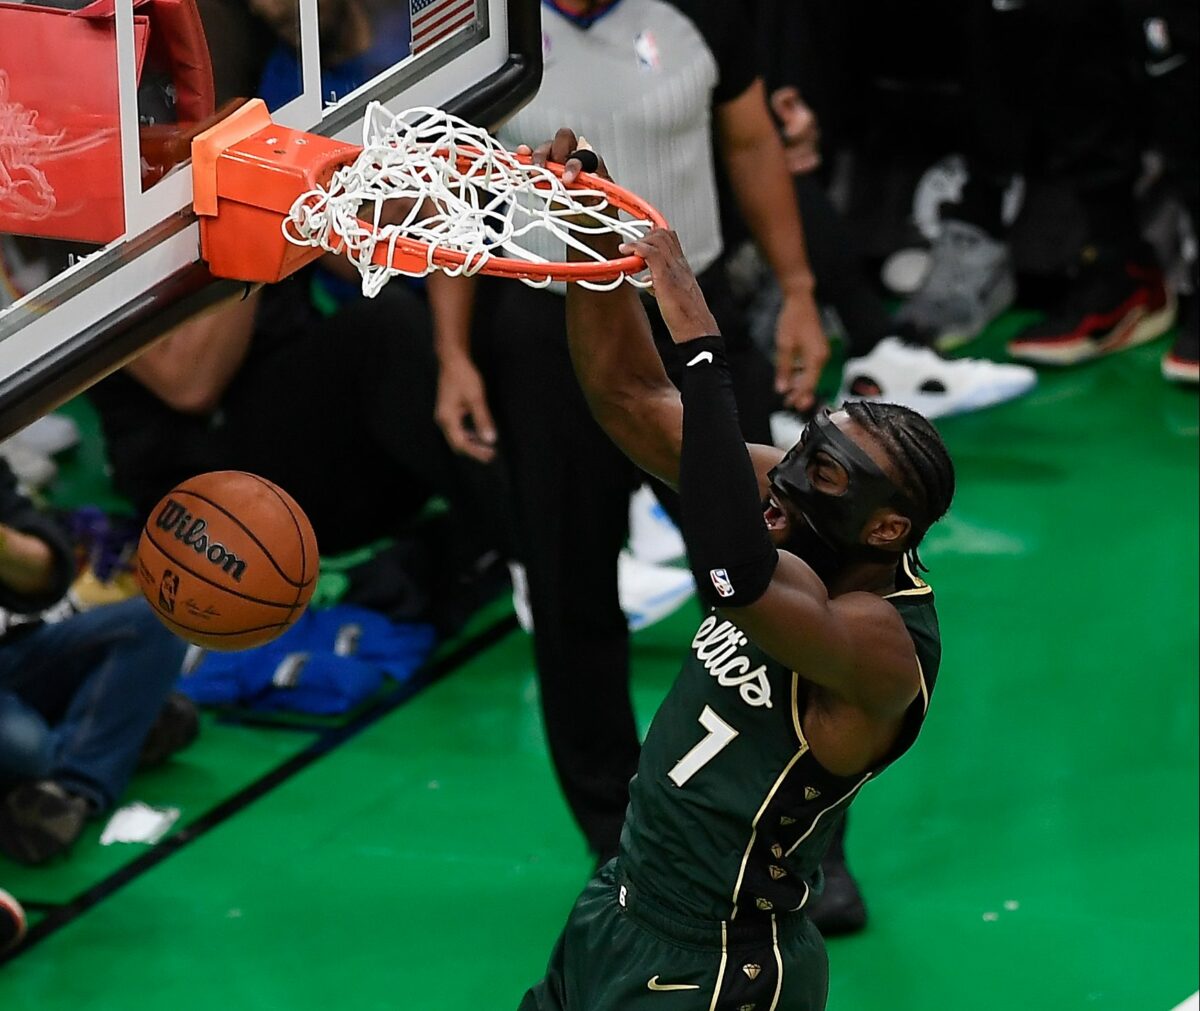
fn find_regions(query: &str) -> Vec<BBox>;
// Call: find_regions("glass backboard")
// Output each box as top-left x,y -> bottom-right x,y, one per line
0,0 -> 540,437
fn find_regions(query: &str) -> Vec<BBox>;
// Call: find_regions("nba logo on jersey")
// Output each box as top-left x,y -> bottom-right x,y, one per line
709,569 -> 735,598
634,30 -> 661,72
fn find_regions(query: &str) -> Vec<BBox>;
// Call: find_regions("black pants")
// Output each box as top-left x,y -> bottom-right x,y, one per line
792,175 -> 896,357
474,266 -> 772,857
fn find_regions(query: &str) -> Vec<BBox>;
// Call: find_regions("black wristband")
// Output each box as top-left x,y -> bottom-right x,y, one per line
674,334 -> 726,372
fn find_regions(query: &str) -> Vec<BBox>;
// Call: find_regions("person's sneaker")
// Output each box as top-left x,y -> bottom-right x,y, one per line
7,412 -> 81,456
138,692 -> 200,769
618,551 -> 694,633
0,887 -> 27,953
1008,249 -> 1176,366
507,560 -> 534,633
895,220 -> 1016,350
838,336 -> 1036,419
1162,296 -> 1198,386
628,484 -> 685,564
807,859 -> 868,938
0,781 -> 89,866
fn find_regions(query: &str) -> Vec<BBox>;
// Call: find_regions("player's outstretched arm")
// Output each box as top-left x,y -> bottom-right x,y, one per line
625,230 -> 920,716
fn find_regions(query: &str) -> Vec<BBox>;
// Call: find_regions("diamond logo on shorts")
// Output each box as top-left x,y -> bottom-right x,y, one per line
647,976 -> 700,992
742,963 -> 762,980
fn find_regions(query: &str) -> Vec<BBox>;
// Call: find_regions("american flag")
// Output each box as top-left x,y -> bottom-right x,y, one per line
411,0 -> 477,54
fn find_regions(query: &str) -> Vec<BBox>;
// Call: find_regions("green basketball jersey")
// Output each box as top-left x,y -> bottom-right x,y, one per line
618,558 -> 942,922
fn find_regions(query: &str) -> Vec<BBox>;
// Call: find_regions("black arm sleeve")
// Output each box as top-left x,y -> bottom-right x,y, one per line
0,462 -> 76,614
677,335 -> 778,609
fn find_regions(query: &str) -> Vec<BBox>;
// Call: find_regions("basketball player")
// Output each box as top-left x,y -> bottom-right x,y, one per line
517,134 -> 955,1010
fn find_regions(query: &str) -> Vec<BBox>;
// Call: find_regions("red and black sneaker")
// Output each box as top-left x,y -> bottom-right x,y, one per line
1008,248 -> 1176,366
1,887 -> 27,954
1162,295 -> 1199,386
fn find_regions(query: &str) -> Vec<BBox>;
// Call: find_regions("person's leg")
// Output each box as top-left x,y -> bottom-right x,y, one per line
896,0 -> 1028,347
805,812 -> 867,937
476,280 -> 639,860
0,691 -> 54,783
792,176 -> 896,358
1134,0 -> 1200,381
1008,0 -> 1176,363
5,598 -> 188,810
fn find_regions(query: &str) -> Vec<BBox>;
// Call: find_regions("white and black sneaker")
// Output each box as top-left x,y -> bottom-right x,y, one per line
895,220 -> 1016,350
838,337 -> 1036,419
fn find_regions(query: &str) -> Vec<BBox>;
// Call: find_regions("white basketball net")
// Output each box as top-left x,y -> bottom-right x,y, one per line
283,104 -> 657,295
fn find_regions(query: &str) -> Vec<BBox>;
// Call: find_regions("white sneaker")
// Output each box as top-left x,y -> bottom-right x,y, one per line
770,410 -> 805,450
618,551 -> 694,632
8,413 -> 81,456
508,553 -> 694,634
628,484 -> 685,564
508,561 -> 534,633
895,220 -> 1016,350
838,337 -> 1036,419
0,442 -> 57,491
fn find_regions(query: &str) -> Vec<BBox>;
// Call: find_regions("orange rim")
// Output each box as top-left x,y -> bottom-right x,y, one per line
354,147 -> 669,282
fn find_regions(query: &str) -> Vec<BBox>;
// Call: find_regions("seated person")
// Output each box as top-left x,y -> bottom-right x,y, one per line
88,270 -> 509,576
0,459 -> 194,866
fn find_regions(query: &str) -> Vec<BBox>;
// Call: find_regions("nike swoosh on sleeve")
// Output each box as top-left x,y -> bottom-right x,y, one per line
686,351 -> 714,367
1146,54 -> 1187,76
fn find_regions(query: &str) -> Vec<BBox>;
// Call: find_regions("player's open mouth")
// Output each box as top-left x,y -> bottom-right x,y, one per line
763,494 -> 789,532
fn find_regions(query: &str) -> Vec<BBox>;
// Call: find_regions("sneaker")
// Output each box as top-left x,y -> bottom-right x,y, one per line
1162,296 -> 1198,386
838,336 -> 1037,419
138,692 -> 200,769
509,553 -> 695,635
1008,250 -> 1176,366
0,781 -> 89,866
895,220 -> 1016,350
807,859 -> 868,938
0,887 -> 27,953
628,484 -> 685,564
7,413 -> 80,457
0,443 -> 56,493
507,560 -> 534,633
619,551 -> 695,632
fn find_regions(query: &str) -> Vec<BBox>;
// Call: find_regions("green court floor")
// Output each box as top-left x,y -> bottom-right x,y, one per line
1,326 -> 1197,1010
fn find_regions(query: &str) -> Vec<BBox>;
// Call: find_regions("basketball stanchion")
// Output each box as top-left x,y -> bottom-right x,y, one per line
191,100 -> 670,293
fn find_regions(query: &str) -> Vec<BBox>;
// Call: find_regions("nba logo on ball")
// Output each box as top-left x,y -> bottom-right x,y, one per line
710,568 -> 735,598
136,471 -> 319,652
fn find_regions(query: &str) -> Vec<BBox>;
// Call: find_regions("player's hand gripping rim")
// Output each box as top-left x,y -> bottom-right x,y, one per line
619,230 -> 720,345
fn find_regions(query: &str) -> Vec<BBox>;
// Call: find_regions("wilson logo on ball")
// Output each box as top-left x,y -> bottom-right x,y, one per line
155,499 -> 248,582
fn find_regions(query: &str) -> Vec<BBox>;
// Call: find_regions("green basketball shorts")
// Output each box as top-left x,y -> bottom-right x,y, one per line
519,861 -> 828,1011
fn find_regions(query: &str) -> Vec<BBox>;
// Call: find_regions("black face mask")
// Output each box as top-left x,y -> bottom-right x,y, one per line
769,411 -> 912,567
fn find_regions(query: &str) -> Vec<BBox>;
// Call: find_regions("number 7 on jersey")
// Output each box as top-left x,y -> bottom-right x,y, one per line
668,705 -> 739,787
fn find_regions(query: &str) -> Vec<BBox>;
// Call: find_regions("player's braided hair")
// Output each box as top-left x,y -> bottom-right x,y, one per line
842,401 -> 955,568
